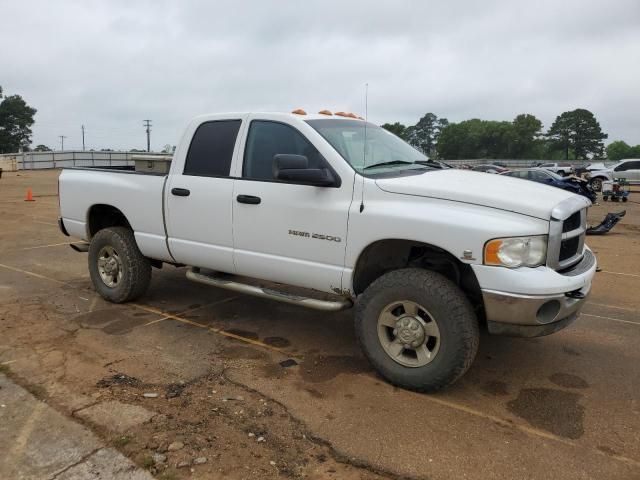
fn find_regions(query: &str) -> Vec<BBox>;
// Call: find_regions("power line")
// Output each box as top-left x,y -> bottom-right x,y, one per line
143,119 -> 152,152
59,135 -> 67,151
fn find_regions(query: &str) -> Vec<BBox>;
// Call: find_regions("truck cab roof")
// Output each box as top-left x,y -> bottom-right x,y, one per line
190,111 -> 365,123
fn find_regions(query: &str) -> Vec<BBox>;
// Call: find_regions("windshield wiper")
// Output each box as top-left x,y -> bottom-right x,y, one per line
363,160 -> 414,170
413,160 -> 444,169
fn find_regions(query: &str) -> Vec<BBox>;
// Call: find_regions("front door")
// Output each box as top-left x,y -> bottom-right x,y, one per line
232,119 -> 353,293
166,118 -> 243,272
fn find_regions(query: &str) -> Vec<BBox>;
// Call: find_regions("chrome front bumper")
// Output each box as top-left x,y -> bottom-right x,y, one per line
481,249 -> 595,337
482,283 -> 591,337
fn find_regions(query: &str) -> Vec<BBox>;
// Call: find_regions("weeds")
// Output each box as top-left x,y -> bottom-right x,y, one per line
112,435 -> 132,448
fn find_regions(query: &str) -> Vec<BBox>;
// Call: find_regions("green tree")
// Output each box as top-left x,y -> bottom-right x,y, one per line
380,122 -> 408,140
0,87 -> 37,153
33,144 -> 51,151
546,109 -> 607,160
436,119 -> 517,160
511,114 -> 543,158
606,140 -> 631,161
630,145 -> 640,158
406,113 -> 449,158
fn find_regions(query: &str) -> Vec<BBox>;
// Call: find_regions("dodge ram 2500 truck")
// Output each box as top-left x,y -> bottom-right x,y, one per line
58,111 -> 597,392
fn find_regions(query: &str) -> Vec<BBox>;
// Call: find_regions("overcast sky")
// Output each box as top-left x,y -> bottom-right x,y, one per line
1,0 -> 639,151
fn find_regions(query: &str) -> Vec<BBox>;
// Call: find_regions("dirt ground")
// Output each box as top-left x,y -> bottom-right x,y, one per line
1,169 -> 639,480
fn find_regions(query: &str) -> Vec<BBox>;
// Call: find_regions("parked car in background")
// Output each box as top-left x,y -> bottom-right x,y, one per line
472,164 -> 509,174
585,159 -> 640,191
501,169 -> 596,202
535,162 -> 574,176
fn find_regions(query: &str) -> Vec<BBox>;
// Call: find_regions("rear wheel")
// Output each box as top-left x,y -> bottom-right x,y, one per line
88,227 -> 151,303
355,268 -> 479,392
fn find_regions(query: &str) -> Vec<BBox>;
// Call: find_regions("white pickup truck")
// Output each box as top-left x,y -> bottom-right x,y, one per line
58,111 -> 597,391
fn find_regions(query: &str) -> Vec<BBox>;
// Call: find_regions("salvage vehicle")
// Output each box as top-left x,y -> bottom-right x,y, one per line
535,162 -> 574,176
471,164 -> 509,174
58,111 -> 597,392
587,159 -> 640,191
501,168 -> 597,203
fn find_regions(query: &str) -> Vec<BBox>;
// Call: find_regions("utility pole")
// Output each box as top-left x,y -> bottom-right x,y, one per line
59,135 -> 67,151
81,125 -> 86,151
143,120 -> 152,152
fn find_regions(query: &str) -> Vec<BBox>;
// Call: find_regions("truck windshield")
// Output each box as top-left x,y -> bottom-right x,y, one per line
306,119 -> 429,175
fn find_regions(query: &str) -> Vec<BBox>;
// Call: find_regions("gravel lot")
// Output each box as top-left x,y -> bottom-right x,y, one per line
1,169 -> 639,479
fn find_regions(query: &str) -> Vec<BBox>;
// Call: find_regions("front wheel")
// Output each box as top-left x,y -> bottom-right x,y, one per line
355,268 -> 479,392
88,227 -> 151,303
590,177 -> 603,192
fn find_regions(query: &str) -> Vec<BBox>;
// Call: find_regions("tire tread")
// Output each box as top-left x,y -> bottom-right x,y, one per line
88,227 -> 151,303
355,268 -> 479,392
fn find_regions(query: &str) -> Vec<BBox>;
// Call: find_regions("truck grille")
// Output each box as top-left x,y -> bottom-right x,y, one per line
559,236 -> 580,262
547,198 -> 589,271
562,211 -> 582,233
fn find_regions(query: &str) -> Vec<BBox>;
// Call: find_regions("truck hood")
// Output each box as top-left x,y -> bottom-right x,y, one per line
375,169 -> 585,220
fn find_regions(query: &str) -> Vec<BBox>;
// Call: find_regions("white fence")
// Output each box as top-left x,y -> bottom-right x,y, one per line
0,151 -> 171,171
0,151 -> 597,172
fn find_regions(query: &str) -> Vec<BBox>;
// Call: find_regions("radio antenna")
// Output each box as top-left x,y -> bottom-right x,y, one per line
359,83 -> 368,213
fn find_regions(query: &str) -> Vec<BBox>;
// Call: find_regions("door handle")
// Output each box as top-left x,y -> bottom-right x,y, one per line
236,194 -> 261,205
171,188 -> 190,197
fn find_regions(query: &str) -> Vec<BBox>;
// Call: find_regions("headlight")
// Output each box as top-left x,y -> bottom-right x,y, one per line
484,236 -> 547,268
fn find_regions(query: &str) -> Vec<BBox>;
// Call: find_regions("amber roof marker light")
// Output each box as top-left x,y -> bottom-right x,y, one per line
318,110 -> 333,115
291,108 -> 307,115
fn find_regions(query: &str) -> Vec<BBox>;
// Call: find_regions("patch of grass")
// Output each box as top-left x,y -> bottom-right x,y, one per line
25,383 -> 48,400
112,435 -> 132,448
141,456 -> 155,469
0,364 -> 10,374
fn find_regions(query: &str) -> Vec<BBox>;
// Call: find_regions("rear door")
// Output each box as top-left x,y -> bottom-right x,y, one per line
232,117 -> 354,293
613,160 -> 640,181
165,117 -> 244,272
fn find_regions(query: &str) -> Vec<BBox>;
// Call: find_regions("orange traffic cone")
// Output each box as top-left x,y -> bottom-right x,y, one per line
25,188 -> 35,202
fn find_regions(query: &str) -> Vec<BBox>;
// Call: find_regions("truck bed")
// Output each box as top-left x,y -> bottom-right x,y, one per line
58,167 -> 173,262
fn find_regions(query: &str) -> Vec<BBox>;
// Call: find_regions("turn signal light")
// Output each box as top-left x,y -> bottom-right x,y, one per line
484,239 -> 503,265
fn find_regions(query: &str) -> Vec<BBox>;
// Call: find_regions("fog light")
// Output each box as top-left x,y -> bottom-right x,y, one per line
536,300 -> 561,324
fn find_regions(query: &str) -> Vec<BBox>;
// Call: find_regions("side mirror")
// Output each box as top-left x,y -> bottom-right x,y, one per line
272,154 -> 337,187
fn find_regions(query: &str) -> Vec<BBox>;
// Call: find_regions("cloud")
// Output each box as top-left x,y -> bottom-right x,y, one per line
1,0 -> 638,150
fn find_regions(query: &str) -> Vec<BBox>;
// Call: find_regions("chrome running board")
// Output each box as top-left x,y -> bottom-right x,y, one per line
186,268 -> 352,312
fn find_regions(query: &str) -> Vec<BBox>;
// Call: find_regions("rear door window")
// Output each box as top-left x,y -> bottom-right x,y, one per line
529,171 -> 548,181
183,120 -> 241,177
623,161 -> 640,170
